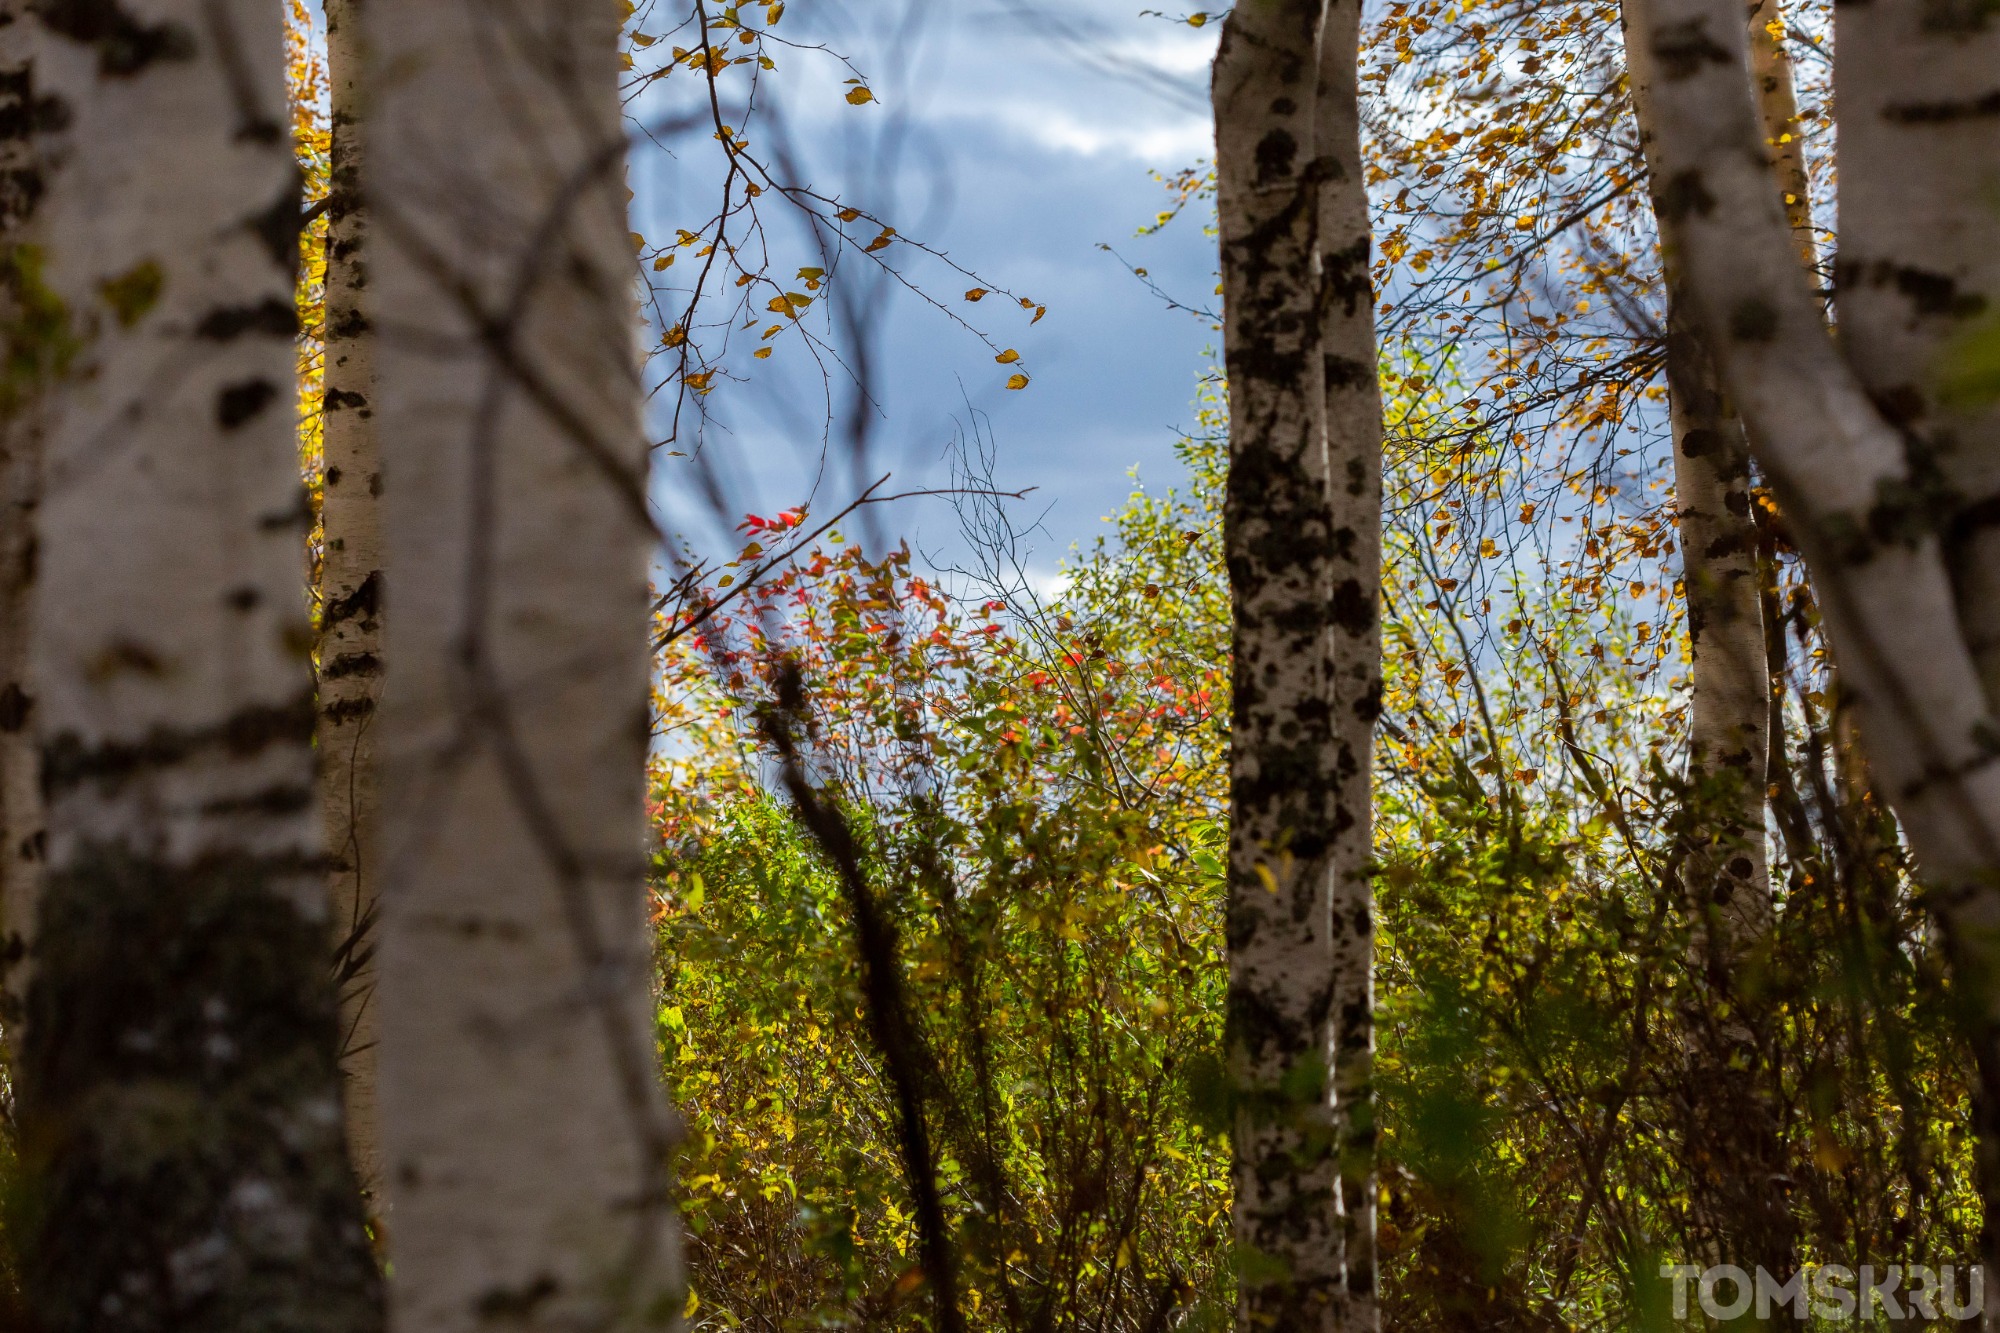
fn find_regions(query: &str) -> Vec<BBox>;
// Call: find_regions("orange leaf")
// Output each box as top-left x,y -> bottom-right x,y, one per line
965,287 -> 988,302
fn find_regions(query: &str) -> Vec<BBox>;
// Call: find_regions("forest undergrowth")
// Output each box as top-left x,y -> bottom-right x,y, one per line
648,376 -> 1977,1331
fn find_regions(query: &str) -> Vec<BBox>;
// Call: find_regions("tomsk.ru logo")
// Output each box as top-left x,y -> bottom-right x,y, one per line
1659,1264 -> 1985,1322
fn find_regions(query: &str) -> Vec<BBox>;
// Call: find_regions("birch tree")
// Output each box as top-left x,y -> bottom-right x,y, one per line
10,0 -> 381,1325
1624,0 -> 1781,957
1621,0 -> 1804,1298
1315,1 -> 1383,1325
363,0 -> 681,1326
1214,1 -> 1361,1326
0,0 -> 55,1033
315,0 -> 383,1205
1623,0 -> 2000,1293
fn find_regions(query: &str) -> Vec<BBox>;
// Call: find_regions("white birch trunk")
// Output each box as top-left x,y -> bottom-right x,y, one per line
1833,1 -> 2000,707
1626,0 -> 1774,945
13,1 -> 380,1324
1624,0 -> 2000,1300
363,1 -> 681,1327
1623,6 -> 1802,1296
1316,1 -> 1382,1325
1214,2 -> 1346,1327
1744,0 -> 1813,270
1830,0 -> 2000,1304
316,0 -> 384,1207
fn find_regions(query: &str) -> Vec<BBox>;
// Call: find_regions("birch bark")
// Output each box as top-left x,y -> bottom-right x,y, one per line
1626,0 -> 1774,948
12,0 -> 381,1326
1214,2 -> 1345,1327
1830,0 -> 2000,1305
0,0 -> 55,1036
1624,0 -> 2000,1297
1623,6 -> 1801,1300
363,0 -> 681,1327
1832,1 -> 2000,708
1315,1 -> 1382,1324
1744,0 -> 1813,270
316,0 -> 383,1207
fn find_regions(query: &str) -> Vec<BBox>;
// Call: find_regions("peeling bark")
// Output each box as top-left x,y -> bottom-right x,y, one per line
315,0 -> 382,1209
12,1 -> 382,1326
363,1 -> 682,1328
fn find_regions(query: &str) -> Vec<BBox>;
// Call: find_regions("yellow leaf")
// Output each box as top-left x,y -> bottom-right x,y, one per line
662,324 -> 687,348
836,207 -> 862,222
964,287 -> 988,302
619,51 -> 634,70
846,85 -> 875,105
1006,373 -> 1030,390
652,253 -> 675,271
753,347 -> 773,359
994,349 -> 1020,364
1031,304 -> 1047,323
632,32 -> 657,46
1187,12 -> 1209,25
1479,538 -> 1499,558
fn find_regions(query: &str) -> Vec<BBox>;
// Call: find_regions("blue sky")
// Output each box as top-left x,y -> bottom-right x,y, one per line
631,1 -> 1223,586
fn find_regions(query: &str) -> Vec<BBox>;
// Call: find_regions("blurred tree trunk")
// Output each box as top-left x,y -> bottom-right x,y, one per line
1214,1 -> 1347,1328
0,0 -> 53,1042
1316,1 -> 1383,1326
12,1 -> 382,1326
363,0 -> 682,1327
1626,0 -> 2000,1310
316,0 -> 384,1211
1829,0 -> 2000,1312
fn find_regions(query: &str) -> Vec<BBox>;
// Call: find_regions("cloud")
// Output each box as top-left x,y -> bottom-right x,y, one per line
991,105 -> 1213,164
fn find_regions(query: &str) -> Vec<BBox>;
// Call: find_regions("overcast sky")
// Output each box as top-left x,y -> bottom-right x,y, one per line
632,1 -> 1224,585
